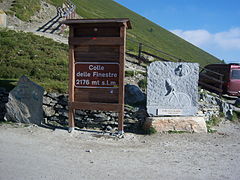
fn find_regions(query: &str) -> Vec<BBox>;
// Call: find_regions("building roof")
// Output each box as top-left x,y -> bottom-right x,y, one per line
61,18 -> 132,29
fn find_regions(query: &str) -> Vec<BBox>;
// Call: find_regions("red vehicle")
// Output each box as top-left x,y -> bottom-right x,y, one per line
199,63 -> 240,96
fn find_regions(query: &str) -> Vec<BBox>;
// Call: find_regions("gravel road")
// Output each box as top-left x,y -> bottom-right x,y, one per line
0,121 -> 240,180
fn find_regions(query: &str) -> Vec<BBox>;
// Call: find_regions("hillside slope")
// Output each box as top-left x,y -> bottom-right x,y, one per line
7,0 -> 221,66
0,29 -> 68,92
62,0 -> 221,65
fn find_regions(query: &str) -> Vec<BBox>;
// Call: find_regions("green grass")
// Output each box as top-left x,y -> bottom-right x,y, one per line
143,127 -> 157,135
230,111 -> 240,122
0,29 -> 68,92
8,0 -> 221,66
10,0 -> 41,21
125,70 -> 135,77
206,115 -> 221,133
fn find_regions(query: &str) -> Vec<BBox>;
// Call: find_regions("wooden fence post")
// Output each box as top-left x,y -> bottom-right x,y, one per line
138,43 -> 142,58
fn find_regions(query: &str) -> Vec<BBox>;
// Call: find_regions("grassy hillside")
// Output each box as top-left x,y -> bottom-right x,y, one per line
1,0 -> 222,92
0,29 -> 68,92
9,0 -> 41,21
70,0 -> 220,65
9,0 -> 220,66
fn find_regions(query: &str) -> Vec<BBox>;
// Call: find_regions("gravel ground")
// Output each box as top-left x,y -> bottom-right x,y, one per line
0,121 -> 240,180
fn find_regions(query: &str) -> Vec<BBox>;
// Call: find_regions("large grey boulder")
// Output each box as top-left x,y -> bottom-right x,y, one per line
147,62 -> 199,116
125,84 -> 146,106
4,76 -> 44,125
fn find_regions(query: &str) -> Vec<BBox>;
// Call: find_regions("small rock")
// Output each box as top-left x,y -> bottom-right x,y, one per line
43,105 -> 55,117
55,104 -> 63,109
49,116 -> 59,121
47,93 -> 59,100
86,149 -> 92,153
43,96 -> 52,105
58,109 -> 68,118
75,110 -> 87,116
59,99 -> 68,106
106,125 -> 112,131
234,98 -> 240,107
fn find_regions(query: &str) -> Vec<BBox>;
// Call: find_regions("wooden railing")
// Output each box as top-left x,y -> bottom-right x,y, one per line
37,0 -> 76,34
198,68 -> 224,95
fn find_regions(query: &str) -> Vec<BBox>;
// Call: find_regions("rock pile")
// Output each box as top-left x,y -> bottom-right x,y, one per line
42,92 -> 145,132
199,90 -> 233,120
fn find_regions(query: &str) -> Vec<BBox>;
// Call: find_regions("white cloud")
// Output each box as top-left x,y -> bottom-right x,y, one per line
214,28 -> 240,49
171,27 -> 240,50
171,29 -> 212,47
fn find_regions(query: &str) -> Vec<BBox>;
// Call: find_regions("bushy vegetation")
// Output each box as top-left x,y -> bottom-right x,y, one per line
0,29 -> 68,92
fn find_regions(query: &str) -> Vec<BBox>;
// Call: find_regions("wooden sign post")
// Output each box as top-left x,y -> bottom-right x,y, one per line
62,19 -> 131,134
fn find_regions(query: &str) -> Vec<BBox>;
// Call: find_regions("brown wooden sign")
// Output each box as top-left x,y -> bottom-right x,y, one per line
62,18 -> 131,134
75,62 -> 119,88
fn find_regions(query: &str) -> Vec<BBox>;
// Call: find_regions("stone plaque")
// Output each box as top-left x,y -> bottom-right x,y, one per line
75,62 -> 119,88
4,76 -> 44,125
147,61 -> 199,116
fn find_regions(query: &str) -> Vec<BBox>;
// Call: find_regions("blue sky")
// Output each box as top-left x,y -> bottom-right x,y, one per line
114,0 -> 240,63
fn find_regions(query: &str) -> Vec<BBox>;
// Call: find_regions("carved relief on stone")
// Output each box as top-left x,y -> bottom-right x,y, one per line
147,62 -> 199,116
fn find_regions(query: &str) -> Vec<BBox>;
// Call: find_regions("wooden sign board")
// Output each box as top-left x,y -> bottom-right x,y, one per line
61,19 -> 131,134
75,62 -> 119,88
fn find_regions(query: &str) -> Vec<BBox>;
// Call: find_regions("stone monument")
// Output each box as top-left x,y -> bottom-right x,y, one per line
4,76 -> 44,125
146,61 -> 207,133
147,61 -> 199,116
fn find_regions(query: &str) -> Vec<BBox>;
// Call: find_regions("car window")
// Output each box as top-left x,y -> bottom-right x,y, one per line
231,70 -> 240,79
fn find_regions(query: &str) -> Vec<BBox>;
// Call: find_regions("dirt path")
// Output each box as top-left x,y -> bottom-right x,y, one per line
0,121 -> 240,180
0,0 -> 68,44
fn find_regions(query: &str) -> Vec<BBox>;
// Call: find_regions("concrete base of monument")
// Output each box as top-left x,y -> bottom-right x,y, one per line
144,116 -> 207,133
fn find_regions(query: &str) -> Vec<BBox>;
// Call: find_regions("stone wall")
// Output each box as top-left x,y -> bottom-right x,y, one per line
0,86 -> 237,131
1,83 -> 147,132
43,92 -> 146,132
0,89 -> 145,132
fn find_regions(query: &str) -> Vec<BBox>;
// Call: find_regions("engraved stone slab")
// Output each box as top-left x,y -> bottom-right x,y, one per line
147,61 -> 199,116
4,76 -> 44,125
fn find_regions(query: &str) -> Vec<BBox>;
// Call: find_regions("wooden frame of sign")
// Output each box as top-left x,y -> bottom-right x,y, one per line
61,19 -> 131,134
